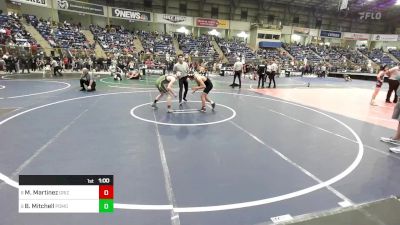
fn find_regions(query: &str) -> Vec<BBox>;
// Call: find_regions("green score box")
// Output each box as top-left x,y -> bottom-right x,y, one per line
99,199 -> 114,213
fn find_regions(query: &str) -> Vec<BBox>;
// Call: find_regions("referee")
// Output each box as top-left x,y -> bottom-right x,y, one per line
257,61 -> 267,88
231,57 -> 244,88
268,60 -> 278,88
173,54 -> 190,104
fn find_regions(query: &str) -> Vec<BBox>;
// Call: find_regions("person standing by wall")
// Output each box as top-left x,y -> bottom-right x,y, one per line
257,61 -> 267,88
269,60 -> 278,88
51,58 -> 63,77
231,57 -> 244,88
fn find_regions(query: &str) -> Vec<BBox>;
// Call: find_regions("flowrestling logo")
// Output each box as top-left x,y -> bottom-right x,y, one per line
112,8 -> 151,21
359,12 -> 382,20
57,0 -> 69,9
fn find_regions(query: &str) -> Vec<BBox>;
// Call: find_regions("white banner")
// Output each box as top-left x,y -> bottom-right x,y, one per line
10,0 -> 49,7
343,32 -> 370,40
309,29 -> 319,37
293,27 -> 309,34
154,13 -> 193,26
230,20 -> 250,31
371,34 -> 398,42
110,7 -> 152,22
281,26 -> 292,35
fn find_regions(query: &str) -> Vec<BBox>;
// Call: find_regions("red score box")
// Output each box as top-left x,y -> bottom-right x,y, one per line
99,185 -> 114,199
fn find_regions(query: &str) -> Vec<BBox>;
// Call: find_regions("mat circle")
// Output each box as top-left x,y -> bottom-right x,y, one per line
130,100 -> 237,126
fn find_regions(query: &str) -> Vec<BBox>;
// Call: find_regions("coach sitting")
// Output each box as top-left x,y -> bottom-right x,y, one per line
80,68 -> 96,92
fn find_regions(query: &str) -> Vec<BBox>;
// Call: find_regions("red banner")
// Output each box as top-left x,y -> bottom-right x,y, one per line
196,18 -> 229,29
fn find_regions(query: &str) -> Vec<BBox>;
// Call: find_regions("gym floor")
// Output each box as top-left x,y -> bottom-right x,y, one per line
0,73 -> 399,225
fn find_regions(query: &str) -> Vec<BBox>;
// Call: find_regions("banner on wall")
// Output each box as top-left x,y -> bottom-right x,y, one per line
10,0 -> 49,7
309,29 -> 319,37
196,18 -> 229,29
57,0 -> 105,16
343,32 -> 369,40
111,7 -> 152,21
281,26 -> 292,35
371,34 -> 398,42
154,14 -> 193,26
320,30 -> 342,38
293,27 -> 310,34
230,20 -> 250,31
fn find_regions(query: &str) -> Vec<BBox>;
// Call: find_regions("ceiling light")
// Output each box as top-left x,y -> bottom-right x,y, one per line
237,31 -> 248,38
208,29 -> 220,36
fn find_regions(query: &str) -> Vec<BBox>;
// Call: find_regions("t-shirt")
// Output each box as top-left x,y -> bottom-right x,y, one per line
233,61 -> 243,72
266,65 -> 272,72
271,63 -> 278,72
52,60 -> 58,67
173,62 -> 189,77
388,66 -> 400,80
81,72 -> 95,82
257,64 -> 266,75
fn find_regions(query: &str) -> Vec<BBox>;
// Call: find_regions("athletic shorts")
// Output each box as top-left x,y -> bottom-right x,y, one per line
203,83 -> 213,94
392,101 -> 400,121
376,80 -> 383,88
156,83 -> 168,93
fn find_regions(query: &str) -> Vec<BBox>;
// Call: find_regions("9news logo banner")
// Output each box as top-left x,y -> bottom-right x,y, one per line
111,7 -> 152,22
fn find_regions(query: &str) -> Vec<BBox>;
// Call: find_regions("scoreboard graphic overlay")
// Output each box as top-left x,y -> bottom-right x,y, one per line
18,175 -> 113,213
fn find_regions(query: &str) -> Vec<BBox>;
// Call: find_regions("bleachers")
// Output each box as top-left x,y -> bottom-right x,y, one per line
2,15 -> 397,74
284,44 -> 321,64
25,15 -> 91,50
312,45 -> 347,66
216,37 -> 256,63
257,48 -> 291,63
90,25 -> 136,54
178,34 -> 219,61
138,31 -> 174,56
390,49 -> 400,60
24,14 -> 55,46
0,13 -> 37,47
360,48 -> 396,67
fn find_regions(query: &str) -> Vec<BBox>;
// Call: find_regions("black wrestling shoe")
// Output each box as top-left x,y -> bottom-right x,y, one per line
80,88 -> 86,91
211,102 -> 216,110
